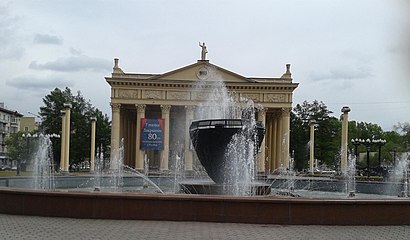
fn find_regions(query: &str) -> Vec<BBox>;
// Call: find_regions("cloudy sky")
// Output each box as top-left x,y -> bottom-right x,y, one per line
1,0 -> 409,130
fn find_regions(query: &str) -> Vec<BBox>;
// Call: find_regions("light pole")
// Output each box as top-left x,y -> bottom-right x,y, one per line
363,138 -> 372,178
22,133 -> 60,173
372,138 -> 386,176
351,138 -> 361,161
392,147 -> 397,170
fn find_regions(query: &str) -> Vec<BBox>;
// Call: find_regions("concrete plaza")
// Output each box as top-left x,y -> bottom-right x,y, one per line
0,214 -> 409,240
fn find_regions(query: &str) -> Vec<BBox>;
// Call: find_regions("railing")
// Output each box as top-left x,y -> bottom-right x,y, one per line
190,119 -> 243,130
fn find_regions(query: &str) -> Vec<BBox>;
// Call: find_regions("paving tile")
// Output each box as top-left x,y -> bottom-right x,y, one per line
0,214 -> 409,240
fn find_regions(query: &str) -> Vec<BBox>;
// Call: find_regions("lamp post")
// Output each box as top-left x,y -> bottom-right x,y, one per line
392,147 -> 397,170
372,138 -> 386,176
22,133 -> 60,172
362,138 -> 372,178
351,138 -> 361,161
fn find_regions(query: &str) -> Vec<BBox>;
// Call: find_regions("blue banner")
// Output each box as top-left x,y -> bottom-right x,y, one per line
140,118 -> 164,150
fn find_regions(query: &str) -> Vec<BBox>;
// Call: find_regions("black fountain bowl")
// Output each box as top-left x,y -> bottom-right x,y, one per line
179,181 -> 271,196
189,119 -> 265,184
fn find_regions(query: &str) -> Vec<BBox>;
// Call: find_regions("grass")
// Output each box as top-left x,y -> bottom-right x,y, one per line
0,171 -> 32,177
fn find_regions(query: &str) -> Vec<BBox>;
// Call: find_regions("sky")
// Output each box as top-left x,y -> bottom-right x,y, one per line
1,0 -> 409,131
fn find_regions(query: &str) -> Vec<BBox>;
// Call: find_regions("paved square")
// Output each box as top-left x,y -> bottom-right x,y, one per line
0,214 -> 409,240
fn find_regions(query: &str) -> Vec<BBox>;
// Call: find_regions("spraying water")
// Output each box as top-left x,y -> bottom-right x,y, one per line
394,152 -> 410,197
109,138 -> 124,191
192,66 -> 263,196
345,153 -> 356,197
32,134 -> 55,190
93,147 -> 104,191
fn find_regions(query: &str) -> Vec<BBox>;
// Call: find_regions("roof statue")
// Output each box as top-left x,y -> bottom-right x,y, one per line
199,42 -> 208,60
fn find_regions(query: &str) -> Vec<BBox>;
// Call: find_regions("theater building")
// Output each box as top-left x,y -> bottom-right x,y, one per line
105,49 -> 298,173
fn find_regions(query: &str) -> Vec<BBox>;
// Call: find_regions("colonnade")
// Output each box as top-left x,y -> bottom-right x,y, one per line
110,103 -> 292,173
264,108 -> 291,172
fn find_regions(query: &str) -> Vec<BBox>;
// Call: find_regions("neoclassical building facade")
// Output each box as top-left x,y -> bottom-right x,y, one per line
106,53 -> 298,173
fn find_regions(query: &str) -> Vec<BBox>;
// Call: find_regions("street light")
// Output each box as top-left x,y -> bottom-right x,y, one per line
22,133 -> 60,173
372,138 -> 386,176
352,138 -> 372,177
391,147 -> 397,169
363,139 -> 372,178
351,138 -> 361,161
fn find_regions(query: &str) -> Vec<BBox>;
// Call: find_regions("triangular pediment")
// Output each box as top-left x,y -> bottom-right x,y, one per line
149,61 -> 253,83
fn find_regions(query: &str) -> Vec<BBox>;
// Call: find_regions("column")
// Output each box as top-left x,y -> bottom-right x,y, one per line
309,120 -> 317,175
135,104 -> 146,170
271,117 -> 277,171
90,117 -> 97,173
265,116 -> 272,172
160,105 -> 171,171
59,110 -> 66,172
281,108 -> 291,170
63,103 -> 72,172
257,108 -> 266,173
184,106 -> 195,171
110,103 -> 121,170
275,113 -> 282,170
341,106 -> 351,173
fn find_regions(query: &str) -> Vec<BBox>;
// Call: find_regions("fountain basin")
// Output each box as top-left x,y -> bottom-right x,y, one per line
1,187 -> 410,225
189,119 -> 265,183
179,181 -> 271,195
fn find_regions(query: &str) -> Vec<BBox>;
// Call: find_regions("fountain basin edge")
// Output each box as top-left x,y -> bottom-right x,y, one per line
1,188 -> 410,225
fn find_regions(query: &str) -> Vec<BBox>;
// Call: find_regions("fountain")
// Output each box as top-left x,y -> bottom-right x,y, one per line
345,153 -> 356,198
1,66 -> 410,225
393,152 -> 410,197
31,133 -> 55,190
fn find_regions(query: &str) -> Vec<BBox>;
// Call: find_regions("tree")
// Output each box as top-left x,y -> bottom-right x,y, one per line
291,100 -> 335,170
5,132 -> 24,175
39,87 -> 111,170
5,132 -> 37,175
90,107 -> 111,161
394,122 -> 410,151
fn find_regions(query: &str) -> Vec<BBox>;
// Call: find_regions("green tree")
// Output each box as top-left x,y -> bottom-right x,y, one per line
348,121 -> 385,169
291,100 -> 335,170
90,107 -> 111,161
394,122 -> 410,151
39,87 -> 111,170
5,132 -> 37,175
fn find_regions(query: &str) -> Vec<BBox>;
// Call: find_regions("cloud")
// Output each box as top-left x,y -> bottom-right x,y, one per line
0,3 -> 25,59
33,33 -> 63,45
6,76 -> 74,90
29,56 -> 112,72
69,47 -> 83,56
310,67 -> 373,82
0,46 -> 25,59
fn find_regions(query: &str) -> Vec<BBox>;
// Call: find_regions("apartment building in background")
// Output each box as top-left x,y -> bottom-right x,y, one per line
0,102 -> 23,167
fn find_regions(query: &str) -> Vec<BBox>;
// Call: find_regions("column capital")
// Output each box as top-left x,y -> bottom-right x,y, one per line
185,105 -> 195,112
110,102 -> 121,111
281,107 -> 291,115
257,108 -> 266,117
63,103 -> 72,109
136,104 -> 146,113
160,105 -> 171,114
